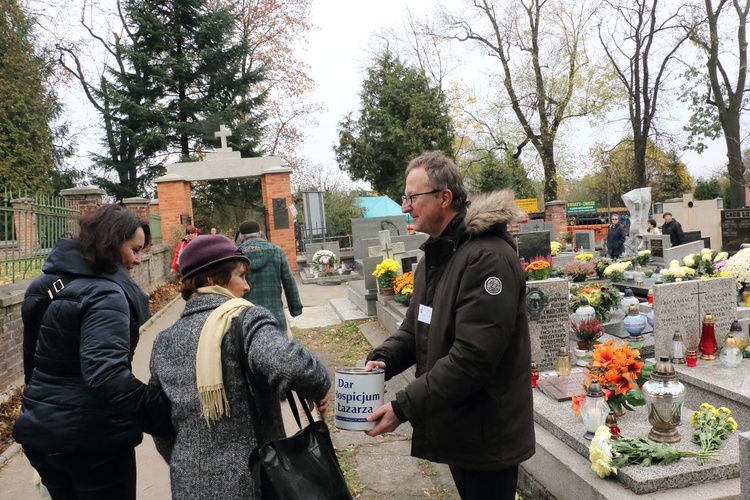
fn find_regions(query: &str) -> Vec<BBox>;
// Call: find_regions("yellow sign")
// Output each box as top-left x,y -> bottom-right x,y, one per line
516,198 -> 539,213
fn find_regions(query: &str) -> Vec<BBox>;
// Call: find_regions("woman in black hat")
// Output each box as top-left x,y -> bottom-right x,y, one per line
148,234 -> 330,499
14,204 -> 173,499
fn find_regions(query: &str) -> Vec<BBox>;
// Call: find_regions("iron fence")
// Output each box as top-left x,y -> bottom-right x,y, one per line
0,189 -> 79,284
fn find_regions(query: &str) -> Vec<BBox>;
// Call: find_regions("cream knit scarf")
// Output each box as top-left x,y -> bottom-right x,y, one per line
195,286 -> 253,424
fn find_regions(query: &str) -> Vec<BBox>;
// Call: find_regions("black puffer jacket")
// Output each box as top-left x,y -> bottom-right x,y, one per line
14,238 -> 172,454
368,190 -> 535,470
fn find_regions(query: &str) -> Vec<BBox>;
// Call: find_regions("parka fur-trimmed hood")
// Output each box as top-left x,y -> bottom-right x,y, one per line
464,189 -> 525,236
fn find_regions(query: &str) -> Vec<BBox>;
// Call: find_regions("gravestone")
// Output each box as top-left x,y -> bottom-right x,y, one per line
662,240 -> 705,267
644,234 -> 670,261
400,253 -> 419,274
573,230 -> 595,252
361,233 -> 427,293
652,276 -> 737,360
351,216 -> 408,260
515,231 -> 551,263
683,230 -> 702,244
721,208 -> 750,254
517,220 -> 555,241
527,279 -> 570,371
304,241 -> 340,266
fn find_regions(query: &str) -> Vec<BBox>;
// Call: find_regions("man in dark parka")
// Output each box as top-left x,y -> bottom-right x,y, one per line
364,151 -> 535,499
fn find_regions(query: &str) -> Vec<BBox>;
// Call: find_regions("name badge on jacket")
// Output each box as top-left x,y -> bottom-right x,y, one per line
418,304 -> 432,324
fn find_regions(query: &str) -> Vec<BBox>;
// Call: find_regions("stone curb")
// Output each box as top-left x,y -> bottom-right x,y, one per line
140,294 -> 183,333
0,442 -> 21,466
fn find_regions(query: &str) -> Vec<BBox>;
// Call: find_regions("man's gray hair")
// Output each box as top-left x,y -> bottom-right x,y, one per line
406,151 -> 467,211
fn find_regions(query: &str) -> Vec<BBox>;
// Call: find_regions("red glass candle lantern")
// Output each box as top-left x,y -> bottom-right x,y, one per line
698,313 -> 717,360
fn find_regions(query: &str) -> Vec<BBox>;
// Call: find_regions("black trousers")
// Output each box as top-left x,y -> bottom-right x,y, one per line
24,447 -> 136,500
449,464 -> 519,500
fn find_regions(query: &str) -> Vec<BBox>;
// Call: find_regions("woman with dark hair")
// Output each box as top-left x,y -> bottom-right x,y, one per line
149,235 -> 331,499
14,204 -> 173,499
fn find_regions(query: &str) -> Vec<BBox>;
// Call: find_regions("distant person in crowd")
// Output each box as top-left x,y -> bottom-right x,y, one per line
237,220 -> 302,333
647,219 -> 661,235
364,151 -> 535,500
170,225 -> 197,274
148,235 -> 330,498
15,204 -> 173,499
210,227 -> 217,235
662,212 -> 685,246
606,214 -> 626,259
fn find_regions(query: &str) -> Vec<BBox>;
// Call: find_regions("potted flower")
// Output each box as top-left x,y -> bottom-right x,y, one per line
372,258 -> 399,295
571,340 -> 653,416
526,258 -> 551,281
312,249 -> 337,273
550,241 -> 562,256
569,283 -> 622,322
603,261 -> 631,283
632,249 -> 651,267
393,271 -> 413,306
571,317 -> 604,366
562,231 -> 573,250
563,260 -> 596,283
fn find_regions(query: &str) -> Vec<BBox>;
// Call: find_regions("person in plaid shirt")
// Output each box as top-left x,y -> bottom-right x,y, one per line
237,220 -> 302,333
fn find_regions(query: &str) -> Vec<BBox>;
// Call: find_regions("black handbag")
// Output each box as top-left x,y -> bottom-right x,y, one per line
232,311 -> 352,500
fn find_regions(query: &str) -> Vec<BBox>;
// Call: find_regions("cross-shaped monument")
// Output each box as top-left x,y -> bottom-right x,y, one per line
214,124 -> 232,151
368,230 -> 406,272
529,221 -> 543,232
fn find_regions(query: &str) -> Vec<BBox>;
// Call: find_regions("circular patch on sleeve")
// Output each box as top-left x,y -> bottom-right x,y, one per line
484,277 -> 502,295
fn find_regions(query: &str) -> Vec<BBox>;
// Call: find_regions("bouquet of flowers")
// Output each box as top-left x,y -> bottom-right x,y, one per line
595,258 -> 611,278
569,283 -> 622,322
631,250 -> 651,266
393,271 -> 414,305
312,249 -> 337,268
723,248 -> 750,290
550,241 -> 562,256
691,403 -> 738,461
659,260 -> 696,283
571,340 -> 651,416
603,261 -> 631,283
589,426 -> 718,478
372,258 -> 399,289
574,253 -> 595,262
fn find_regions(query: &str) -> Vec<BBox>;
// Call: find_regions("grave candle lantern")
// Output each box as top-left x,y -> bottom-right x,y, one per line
699,312 -> 718,360
671,332 -> 686,364
641,356 -> 685,443
619,287 -> 640,315
555,347 -> 571,376
580,380 -> 609,440
720,333 -> 743,369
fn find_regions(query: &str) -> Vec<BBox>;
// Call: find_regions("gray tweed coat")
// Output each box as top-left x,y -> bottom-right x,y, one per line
149,293 -> 331,500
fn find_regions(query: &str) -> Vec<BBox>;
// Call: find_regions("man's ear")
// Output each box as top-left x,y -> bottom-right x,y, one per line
440,189 -> 454,208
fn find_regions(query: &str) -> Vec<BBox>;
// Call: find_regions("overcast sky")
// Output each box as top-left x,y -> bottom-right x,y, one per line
295,0 -> 730,183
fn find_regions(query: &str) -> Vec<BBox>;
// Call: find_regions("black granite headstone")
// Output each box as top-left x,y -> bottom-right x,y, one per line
721,209 -> 750,254
650,238 -> 664,258
683,230 -> 702,244
515,231 -> 551,263
401,256 -> 418,273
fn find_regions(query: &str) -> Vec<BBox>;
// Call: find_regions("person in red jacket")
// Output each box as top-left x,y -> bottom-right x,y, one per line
170,225 -> 197,274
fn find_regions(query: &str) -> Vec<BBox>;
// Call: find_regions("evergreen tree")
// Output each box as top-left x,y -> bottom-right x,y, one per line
0,0 -> 56,193
335,52 -> 455,201
466,150 -> 536,198
124,0 -> 265,158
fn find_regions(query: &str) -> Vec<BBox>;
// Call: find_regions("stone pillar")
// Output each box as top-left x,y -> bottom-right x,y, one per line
11,198 -> 38,255
123,197 -> 150,221
59,186 -> 105,214
261,171 -> 297,272
545,200 -> 568,243
155,175 -> 193,246
740,431 -> 750,499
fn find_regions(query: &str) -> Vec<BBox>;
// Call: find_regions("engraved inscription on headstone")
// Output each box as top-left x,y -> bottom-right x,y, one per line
528,280 -> 570,371
652,277 -> 736,360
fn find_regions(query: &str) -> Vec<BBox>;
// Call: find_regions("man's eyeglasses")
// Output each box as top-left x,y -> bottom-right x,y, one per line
401,189 -> 442,206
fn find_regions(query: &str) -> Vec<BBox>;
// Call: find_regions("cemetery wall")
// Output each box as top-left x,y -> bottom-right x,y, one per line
0,244 -> 172,391
653,193 -> 723,250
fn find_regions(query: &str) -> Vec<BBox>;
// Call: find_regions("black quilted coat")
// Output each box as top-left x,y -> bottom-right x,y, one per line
14,238 -> 172,454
